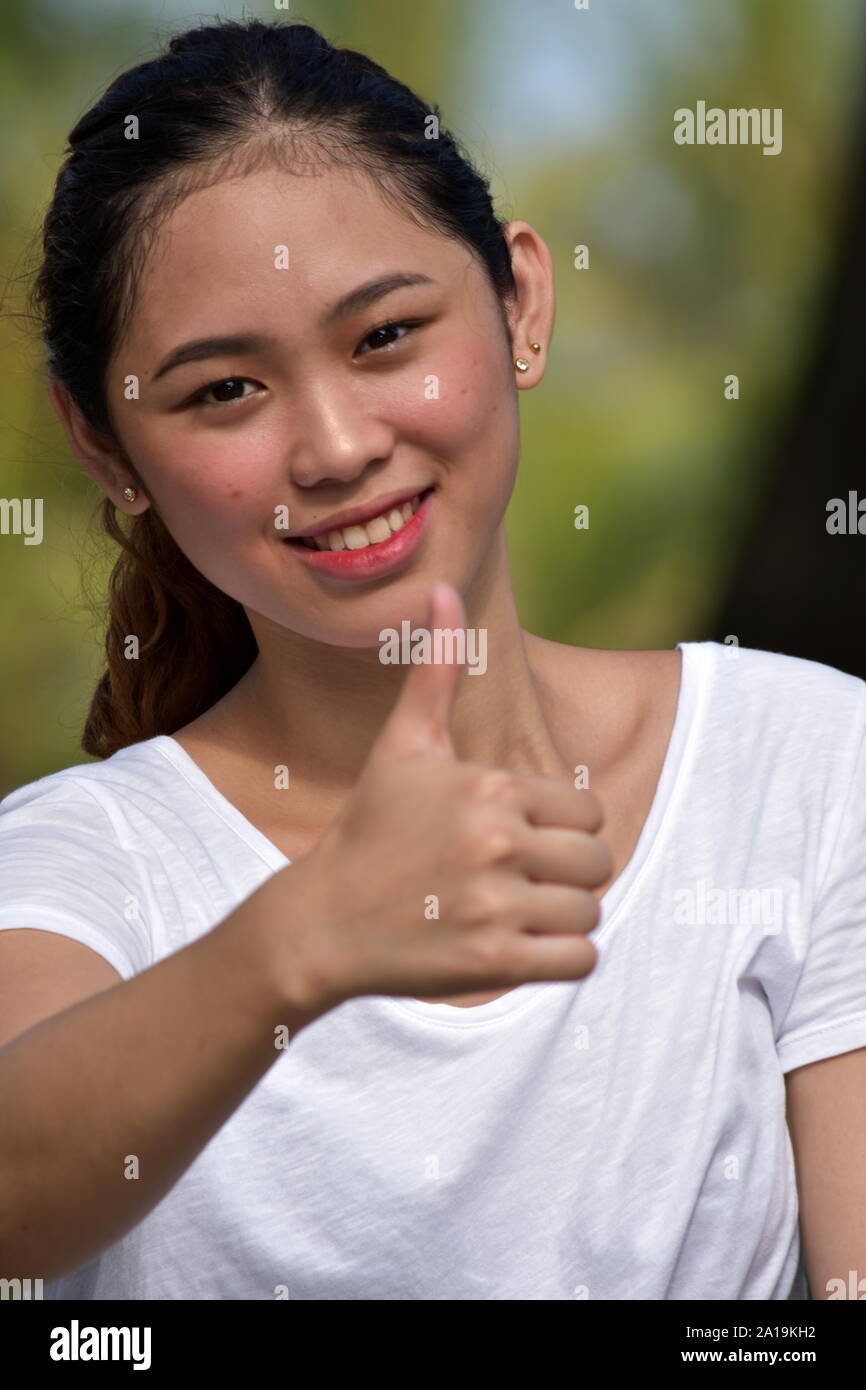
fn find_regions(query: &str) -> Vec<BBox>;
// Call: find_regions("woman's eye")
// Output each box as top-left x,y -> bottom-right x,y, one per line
189,377 -> 262,408
185,326 -> 420,407
357,320 -> 417,355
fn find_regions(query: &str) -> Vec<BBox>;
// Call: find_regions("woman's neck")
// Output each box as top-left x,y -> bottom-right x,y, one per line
181,543 -> 576,799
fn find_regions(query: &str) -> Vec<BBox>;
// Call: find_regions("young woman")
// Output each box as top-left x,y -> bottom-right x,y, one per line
1,18 -> 864,1302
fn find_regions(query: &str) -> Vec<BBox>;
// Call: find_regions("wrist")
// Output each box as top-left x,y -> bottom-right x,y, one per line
245,861 -> 349,1023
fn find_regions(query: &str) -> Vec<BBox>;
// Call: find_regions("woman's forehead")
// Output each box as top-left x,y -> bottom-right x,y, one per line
118,169 -> 472,361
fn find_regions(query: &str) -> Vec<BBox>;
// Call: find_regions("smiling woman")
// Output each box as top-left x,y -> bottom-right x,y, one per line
1,15 -> 866,1309
32,20 -> 522,753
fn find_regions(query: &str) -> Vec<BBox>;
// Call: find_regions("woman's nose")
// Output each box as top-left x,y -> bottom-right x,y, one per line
283,377 -> 397,488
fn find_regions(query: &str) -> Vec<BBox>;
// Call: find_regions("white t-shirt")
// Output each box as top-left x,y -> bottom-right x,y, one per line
2,639 -> 866,1301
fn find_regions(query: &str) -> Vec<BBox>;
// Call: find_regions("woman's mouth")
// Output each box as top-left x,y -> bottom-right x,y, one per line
283,486 -> 435,582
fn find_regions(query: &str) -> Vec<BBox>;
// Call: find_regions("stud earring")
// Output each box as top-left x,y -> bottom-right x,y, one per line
122,487 -> 138,503
514,357 -> 530,373
530,342 -> 542,353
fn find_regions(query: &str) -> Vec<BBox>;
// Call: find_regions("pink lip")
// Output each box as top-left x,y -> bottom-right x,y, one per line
284,489 -> 434,582
292,484 -> 428,540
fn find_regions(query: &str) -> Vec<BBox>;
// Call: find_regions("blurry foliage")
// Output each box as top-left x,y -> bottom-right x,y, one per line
0,0 -> 863,789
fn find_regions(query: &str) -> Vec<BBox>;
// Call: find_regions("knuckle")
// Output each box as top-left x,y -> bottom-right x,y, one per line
458,881 -> 509,928
488,827 -> 519,865
475,824 -> 519,866
475,767 -> 518,805
466,931 -> 522,979
457,816 -> 519,869
496,936 -> 533,979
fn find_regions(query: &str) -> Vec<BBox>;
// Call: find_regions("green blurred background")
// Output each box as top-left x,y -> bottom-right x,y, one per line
1,0 -> 863,793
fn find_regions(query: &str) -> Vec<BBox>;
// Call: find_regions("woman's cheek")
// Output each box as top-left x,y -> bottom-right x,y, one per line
137,473 -> 268,604
396,352 -> 515,457
153,436 -> 273,534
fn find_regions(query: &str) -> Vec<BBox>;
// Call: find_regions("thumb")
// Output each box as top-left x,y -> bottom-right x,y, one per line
373,581 -> 469,762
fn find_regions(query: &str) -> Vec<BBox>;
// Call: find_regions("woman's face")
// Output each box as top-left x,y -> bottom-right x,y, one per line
105,162 -> 528,648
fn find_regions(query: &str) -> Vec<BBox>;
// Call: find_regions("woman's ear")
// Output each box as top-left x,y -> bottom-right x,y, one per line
46,376 -> 150,513
500,220 -> 555,385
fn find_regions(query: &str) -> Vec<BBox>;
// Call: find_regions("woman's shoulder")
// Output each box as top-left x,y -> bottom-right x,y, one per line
0,741 -> 174,979
529,629 -> 864,688
529,630 -> 865,704
525,632 -> 866,769
524,633 -> 682,756
0,735 -> 175,833
685,639 -> 866,743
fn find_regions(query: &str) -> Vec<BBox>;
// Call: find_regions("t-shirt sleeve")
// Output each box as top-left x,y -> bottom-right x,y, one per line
775,684 -> 866,1073
0,777 -> 152,981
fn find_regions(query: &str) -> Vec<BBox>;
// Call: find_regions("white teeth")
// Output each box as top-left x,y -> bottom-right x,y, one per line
342,525 -> 369,551
365,514 -> 392,543
298,492 -> 426,551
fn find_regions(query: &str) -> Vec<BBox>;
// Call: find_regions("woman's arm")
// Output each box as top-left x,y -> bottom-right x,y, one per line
785,1047 -> 866,1299
0,585 -> 609,1283
0,867 -> 327,1282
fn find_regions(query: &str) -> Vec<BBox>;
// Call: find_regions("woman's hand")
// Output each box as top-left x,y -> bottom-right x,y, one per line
280,582 -> 611,1011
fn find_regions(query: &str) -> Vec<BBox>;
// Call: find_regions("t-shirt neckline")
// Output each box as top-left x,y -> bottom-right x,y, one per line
150,640 -> 706,1026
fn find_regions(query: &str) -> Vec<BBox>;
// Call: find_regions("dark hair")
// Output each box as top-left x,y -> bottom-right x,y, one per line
32,17 -> 518,758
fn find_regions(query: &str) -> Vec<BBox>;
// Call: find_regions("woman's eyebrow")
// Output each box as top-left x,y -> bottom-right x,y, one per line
323,271 -> 436,325
150,272 -> 437,382
151,333 -> 270,383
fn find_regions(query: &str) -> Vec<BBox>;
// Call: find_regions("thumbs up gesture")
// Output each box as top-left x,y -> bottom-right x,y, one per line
282,582 -> 612,1010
